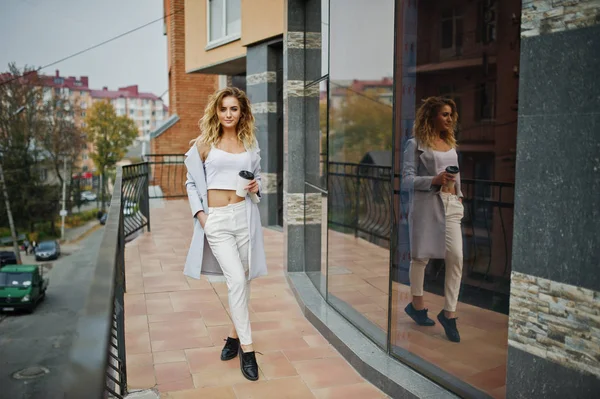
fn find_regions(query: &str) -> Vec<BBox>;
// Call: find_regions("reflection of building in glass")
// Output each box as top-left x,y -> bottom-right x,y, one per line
411,0 -> 520,309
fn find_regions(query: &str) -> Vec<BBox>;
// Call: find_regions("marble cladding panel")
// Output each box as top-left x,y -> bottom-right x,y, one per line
509,271 -> 600,378
286,31 -> 322,49
284,193 -> 322,225
521,0 -> 600,37
252,102 -> 277,114
247,71 -> 277,86
260,172 -> 279,195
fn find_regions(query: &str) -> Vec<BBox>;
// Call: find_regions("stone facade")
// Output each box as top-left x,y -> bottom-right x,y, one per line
521,0 -> 600,37
509,271 -> 600,377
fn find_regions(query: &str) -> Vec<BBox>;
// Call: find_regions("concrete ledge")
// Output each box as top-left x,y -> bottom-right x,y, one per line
285,272 -> 459,399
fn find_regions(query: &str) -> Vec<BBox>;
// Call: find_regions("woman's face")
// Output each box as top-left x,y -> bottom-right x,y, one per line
218,96 -> 241,130
433,104 -> 453,133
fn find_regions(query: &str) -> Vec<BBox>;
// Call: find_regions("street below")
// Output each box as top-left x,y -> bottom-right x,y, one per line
0,227 -> 104,399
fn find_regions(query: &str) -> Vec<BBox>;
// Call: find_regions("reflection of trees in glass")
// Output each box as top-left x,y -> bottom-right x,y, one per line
328,88 -> 392,163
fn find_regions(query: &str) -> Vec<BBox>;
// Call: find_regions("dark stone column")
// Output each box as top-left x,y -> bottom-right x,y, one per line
283,0 -> 323,273
507,3 -> 600,398
246,41 -> 282,226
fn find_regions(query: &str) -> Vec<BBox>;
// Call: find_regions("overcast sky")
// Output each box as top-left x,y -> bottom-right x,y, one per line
0,0 -> 168,103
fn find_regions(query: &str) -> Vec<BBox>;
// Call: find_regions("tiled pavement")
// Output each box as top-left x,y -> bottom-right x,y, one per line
124,200 -> 389,399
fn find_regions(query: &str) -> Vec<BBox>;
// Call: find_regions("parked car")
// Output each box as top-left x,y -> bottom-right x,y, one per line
34,240 -> 61,261
81,191 -> 97,202
0,251 -> 18,269
0,265 -> 49,313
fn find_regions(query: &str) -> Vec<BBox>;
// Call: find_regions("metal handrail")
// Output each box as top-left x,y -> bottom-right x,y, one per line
63,167 -> 127,398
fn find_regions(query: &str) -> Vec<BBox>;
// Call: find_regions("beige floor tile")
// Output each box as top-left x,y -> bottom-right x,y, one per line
303,334 -> 330,348
158,378 -> 195,393
283,347 -> 340,362
126,331 -> 152,355
149,318 -> 209,341
232,376 -> 316,399
153,350 -> 187,364
257,350 -> 298,379
151,335 -> 214,352
154,361 -> 191,385
162,386 -> 237,399
292,358 -> 363,390
313,382 -> 388,399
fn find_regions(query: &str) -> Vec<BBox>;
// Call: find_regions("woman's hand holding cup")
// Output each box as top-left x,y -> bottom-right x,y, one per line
432,171 -> 453,186
245,179 -> 259,194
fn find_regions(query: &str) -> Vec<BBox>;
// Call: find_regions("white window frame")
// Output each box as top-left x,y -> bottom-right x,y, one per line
206,0 -> 241,50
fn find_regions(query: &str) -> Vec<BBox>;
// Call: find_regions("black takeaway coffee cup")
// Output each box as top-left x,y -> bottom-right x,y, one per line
445,166 -> 459,189
236,170 -> 255,198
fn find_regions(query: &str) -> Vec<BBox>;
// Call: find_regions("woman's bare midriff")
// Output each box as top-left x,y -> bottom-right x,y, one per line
208,189 -> 245,208
440,186 -> 457,195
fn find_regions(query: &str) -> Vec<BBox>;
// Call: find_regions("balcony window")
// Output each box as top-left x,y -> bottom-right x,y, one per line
440,8 -> 463,58
207,0 -> 241,49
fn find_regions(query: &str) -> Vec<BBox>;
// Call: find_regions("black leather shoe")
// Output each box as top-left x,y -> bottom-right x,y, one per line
239,346 -> 259,381
404,303 -> 435,326
221,337 -> 240,361
437,310 -> 461,343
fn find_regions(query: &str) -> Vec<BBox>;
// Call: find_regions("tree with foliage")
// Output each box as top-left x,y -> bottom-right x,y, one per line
84,101 -> 138,210
38,92 -> 86,214
0,63 -> 60,233
329,88 -> 393,163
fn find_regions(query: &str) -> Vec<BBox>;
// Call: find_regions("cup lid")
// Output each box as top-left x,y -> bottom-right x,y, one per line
239,170 -> 254,179
445,166 -> 459,174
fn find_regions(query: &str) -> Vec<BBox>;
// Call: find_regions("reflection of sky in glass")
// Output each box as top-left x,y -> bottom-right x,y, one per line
329,0 -> 394,80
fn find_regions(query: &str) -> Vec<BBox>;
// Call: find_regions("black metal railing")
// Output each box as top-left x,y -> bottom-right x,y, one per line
328,162 -> 393,245
144,154 -> 187,199
122,163 -> 151,238
326,161 -> 515,279
63,167 -> 128,399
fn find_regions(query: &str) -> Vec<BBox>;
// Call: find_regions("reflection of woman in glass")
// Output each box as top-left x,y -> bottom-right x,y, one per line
183,87 -> 267,380
402,97 -> 464,343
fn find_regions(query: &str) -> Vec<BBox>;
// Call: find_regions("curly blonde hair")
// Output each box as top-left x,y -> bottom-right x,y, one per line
413,96 -> 458,149
191,87 -> 256,150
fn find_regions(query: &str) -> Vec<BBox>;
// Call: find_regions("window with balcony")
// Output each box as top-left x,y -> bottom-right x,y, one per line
207,0 -> 241,49
440,8 -> 463,58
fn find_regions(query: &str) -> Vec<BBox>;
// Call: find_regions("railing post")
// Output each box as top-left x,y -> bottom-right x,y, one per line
354,164 -> 360,238
142,162 -> 151,232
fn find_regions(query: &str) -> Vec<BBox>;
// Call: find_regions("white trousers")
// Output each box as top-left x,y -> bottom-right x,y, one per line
204,201 -> 252,345
410,192 -> 464,312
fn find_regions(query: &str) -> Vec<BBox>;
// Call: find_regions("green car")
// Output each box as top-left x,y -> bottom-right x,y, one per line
0,265 -> 49,313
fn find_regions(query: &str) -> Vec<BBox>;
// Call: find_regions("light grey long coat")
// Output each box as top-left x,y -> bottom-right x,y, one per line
401,138 -> 463,259
182,144 -> 268,281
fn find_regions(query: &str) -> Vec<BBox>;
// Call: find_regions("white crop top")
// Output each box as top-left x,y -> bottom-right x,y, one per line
432,148 -> 459,174
204,147 -> 250,191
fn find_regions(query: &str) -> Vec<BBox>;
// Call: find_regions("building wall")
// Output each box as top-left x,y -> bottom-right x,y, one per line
507,1 -> 600,397
152,0 -> 218,154
184,0 -> 284,73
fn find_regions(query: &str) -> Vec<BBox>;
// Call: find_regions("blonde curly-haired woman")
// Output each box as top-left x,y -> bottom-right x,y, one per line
183,87 -> 267,380
402,96 -> 464,343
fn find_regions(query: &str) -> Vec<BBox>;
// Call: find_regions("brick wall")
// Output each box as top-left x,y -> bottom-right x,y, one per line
151,0 -> 217,197
152,0 -> 217,155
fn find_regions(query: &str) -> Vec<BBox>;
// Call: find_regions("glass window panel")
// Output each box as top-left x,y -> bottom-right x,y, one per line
209,0 -> 224,41
327,0 -> 394,348
390,0 -> 518,397
226,0 -> 241,36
